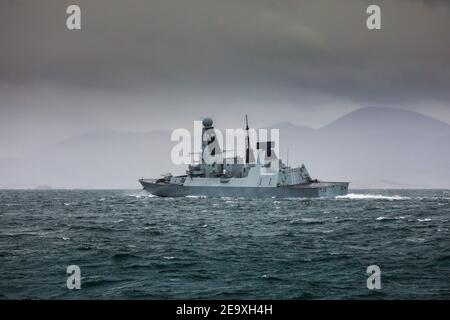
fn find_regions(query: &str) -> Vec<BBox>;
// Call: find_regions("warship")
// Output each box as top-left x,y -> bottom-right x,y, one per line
139,117 -> 349,198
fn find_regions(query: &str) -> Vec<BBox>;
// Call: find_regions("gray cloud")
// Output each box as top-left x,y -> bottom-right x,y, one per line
1,0 -> 450,155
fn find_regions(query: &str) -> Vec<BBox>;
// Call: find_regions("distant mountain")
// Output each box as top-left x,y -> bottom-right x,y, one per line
0,130 -> 177,189
321,106 -> 450,136
270,121 -> 315,134
276,107 -> 450,189
0,106 -> 449,189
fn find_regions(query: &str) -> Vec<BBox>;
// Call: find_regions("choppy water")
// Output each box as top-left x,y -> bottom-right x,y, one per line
1,189 -> 449,299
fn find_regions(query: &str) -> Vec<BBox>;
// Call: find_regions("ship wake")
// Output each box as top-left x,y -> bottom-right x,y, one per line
336,193 -> 410,200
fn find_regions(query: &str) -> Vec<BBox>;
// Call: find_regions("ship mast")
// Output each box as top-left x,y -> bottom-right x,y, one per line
245,114 -> 250,164
287,148 -> 289,167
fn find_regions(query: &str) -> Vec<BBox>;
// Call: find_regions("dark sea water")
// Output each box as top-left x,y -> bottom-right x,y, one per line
1,189 -> 449,299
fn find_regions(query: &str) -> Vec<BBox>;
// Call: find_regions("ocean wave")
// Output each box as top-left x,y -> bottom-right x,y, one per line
111,252 -> 139,261
406,237 -> 426,243
127,192 -> 156,198
336,193 -> 409,200
290,218 -> 325,224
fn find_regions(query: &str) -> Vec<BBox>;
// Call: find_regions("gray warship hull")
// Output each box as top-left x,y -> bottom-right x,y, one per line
139,179 -> 349,198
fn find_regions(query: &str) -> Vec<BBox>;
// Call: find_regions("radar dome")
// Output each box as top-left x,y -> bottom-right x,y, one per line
202,117 -> 213,127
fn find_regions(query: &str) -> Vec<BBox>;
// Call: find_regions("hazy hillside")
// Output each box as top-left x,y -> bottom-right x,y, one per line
0,130 -> 176,189
1,107 -> 449,189
276,107 -> 450,188
321,106 -> 450,136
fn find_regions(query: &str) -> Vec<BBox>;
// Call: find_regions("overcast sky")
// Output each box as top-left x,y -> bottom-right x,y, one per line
1,0 -> 450,156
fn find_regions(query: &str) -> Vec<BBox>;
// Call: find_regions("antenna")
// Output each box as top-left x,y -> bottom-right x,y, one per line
287,148 -> 289,167
245,114 -> 250,164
